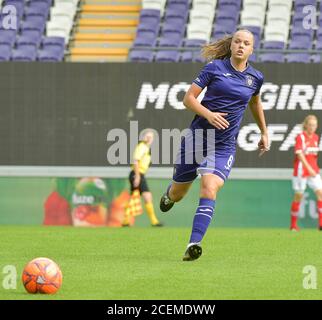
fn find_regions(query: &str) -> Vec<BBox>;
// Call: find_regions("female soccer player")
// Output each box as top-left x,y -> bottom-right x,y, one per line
122,130 -> 163,227
290,115 -> 322,231
159,30 -> 269,261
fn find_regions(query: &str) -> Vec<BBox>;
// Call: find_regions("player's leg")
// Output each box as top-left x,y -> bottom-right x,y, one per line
315,189 -> 322,230
183,174 -> 224,261
122,171 -> 136,227
307,175 -> 322,230
290,176 -> 306,231
183,151 -> 232,261
160,129 -> 198,212
290,192 -> 303,231
160,180 -> 193,212
142,191 -> 163,227
139,175 -> 163,227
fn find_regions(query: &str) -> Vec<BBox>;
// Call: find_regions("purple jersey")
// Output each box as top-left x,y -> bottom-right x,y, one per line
192,58 -> 264,151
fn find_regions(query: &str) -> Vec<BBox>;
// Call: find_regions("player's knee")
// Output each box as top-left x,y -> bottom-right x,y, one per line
294,193 -> 304,202
142,192 -> 152,203
200,184 -> 217,200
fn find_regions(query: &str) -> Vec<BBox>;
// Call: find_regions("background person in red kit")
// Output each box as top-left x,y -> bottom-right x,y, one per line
290,115 -> 322,231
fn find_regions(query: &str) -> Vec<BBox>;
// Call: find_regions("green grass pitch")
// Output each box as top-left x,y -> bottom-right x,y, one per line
0,226 -> 321,300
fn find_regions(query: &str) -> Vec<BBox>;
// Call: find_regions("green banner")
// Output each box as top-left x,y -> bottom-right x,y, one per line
0,177 -> 319,229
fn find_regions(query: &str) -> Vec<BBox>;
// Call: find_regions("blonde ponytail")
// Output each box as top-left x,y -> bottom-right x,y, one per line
201,35 -> 233,61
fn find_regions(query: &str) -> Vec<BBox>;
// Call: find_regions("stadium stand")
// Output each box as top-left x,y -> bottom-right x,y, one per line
0,0 -> 77,61
0,0 -> 321,62
130,0 -> 322,63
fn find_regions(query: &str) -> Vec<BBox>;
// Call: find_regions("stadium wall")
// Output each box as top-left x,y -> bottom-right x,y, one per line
0,63 -> 321,228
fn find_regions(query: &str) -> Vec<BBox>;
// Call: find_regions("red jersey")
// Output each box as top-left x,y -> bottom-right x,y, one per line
293,132 -> 320,177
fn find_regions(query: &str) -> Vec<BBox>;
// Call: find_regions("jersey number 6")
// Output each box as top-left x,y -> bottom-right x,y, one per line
224,155 -> 234,170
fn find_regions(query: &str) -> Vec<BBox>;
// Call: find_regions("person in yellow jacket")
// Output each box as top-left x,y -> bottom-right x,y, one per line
122,130 -> 163,227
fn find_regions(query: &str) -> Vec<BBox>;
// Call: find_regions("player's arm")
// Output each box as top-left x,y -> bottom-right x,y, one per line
183,83 -> 229,130
297,153 -> 316,177
248,94 -> 269,156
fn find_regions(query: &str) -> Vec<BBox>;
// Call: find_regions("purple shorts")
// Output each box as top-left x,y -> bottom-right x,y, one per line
172,129 -> 236,183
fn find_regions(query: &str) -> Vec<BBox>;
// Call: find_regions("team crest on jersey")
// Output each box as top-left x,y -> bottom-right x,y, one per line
246,75 -> 254,86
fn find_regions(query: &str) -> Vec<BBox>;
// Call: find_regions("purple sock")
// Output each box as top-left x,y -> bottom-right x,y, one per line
189,198 -> 215,244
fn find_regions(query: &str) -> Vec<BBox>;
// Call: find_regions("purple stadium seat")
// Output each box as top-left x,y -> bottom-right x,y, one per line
289,39 -> 312,49
290,28 -> 313,50
167,0 -> 189,7
218,0 -> 242,9
3,1 -> 24,18
213,22 -> 236,34
316,36 -> 322,50
0,29 -> 16,46
38,47 -> 64,61
215,17 -> 238,33
213,19 -> 237,34
139,9 -> 160,25
168,0 -> 189,3
27,1 -> 51,11
259,53 -> 285,63
292,12 -> 309,27
155,50 -> 180,62
133,32 -> 157,47
294,0 -> 317,12
162,21 -> 185,37
158,33 -> 183,47
217,5 -> 240,17
212,30 -> 229,41
311,54 -> 321,63
136,22 -> 159,36
21,17 -> 46,33
28,0 -> 53,5
184,39 -> 207,47
248,54 -> 257,63
316,28 -> 322,38
12,45 -> 37,61
253,35 -> 261,49
129,50 -> 154,62
0,45 -> 11,61
180,51 -> 193,62
42,36 -> 65,50
291,27 -> 313,40
24,5 -> 50,19
167,1 -> 189,12
164,8 -> 188,25
242,26 -> 261,38
194,52 -> 206,63
216,10 -> 239,23
286,53 -> 311,63
16,30 -> 42,47
262,41 -> 285,49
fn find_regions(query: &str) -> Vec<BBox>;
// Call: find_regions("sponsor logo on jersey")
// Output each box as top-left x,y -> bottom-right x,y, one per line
246,75 -> 254,86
